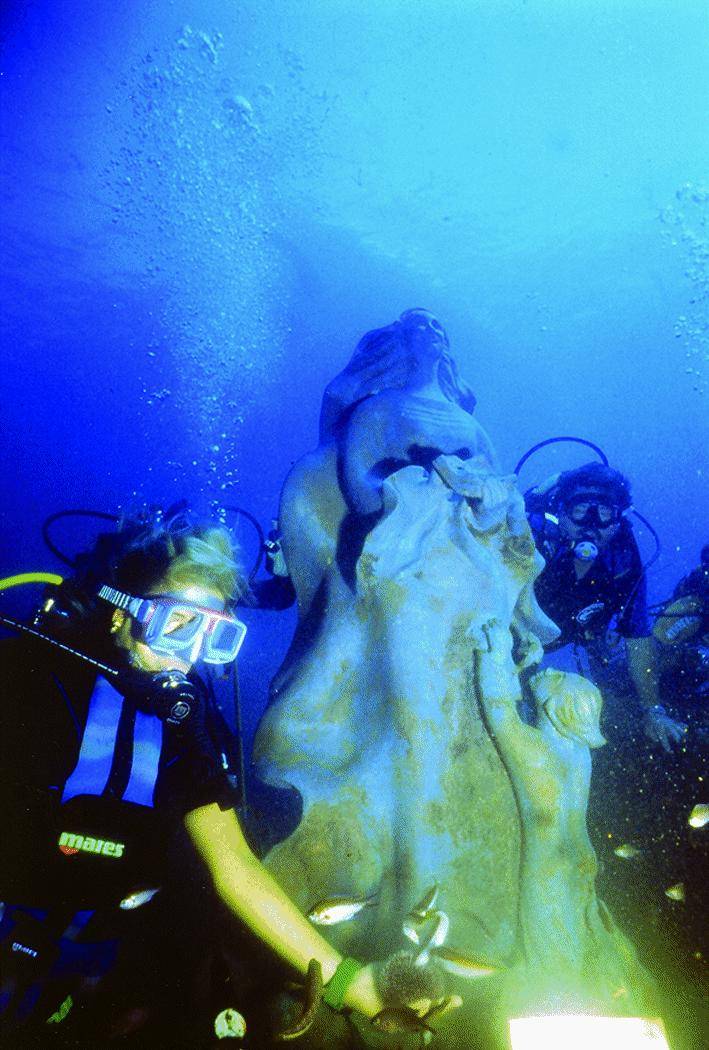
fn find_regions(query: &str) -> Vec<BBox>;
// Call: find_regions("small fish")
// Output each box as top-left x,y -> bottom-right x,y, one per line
613,844 -> 642,860
415,910 -> 451,966
403,918 -> 422,945
307,893 -> 376,926
688,803 -> 709,829
424,995 -> 463,1021
405,913 -> 448,951
611,986 -> 629,1001
371,1006 -> 434,1035
665,882 -> 686,902
119,887 -> 161,911
409,884 -> 439,921
429,946 -> 500,979
428,910 -> 449,949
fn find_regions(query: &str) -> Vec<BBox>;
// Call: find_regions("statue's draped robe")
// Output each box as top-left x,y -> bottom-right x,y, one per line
255,391 -> 553,947
254,392 -> 653,1046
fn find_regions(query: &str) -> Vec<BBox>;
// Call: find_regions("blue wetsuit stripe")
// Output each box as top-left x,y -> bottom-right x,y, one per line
122,710 -> 163,807
16,980 -> 43,1022
62,909 -> 95,941
61,677 -> 123,804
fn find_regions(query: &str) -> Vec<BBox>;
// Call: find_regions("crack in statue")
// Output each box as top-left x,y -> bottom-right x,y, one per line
253,310 -> 653,1047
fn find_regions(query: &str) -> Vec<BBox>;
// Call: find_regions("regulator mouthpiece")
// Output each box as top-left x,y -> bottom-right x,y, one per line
574,539 -> 599,562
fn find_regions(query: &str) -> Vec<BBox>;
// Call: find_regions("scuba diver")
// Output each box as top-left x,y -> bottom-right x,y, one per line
524,461 -> 687,752
0,508 -> 384,1046
653,543 -> 709,712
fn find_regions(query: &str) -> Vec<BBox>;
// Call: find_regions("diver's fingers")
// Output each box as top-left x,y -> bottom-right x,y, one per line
649,721 -> 672,752
644,711 -> 687,751
670,721 -> 689,743
659,716 -> 688,749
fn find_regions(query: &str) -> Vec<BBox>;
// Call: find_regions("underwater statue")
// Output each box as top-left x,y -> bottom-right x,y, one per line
253,310 -> 651,1046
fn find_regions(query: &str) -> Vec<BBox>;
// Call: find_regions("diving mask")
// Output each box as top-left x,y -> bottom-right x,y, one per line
563,494 -> 622,529
98,584 -> 247,665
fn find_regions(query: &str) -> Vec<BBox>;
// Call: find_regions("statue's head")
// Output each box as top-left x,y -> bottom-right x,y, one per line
529,668 -> 606,748
351,309 -> 476,414
398,308 -> 450,357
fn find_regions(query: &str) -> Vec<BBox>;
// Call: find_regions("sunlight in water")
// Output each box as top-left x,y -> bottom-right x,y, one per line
509,1015 -> 670,1050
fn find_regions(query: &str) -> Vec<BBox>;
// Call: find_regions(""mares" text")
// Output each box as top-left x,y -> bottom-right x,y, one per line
57,831 -> 125,858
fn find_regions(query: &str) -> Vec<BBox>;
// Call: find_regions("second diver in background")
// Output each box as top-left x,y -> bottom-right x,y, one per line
525,461 -> 687,751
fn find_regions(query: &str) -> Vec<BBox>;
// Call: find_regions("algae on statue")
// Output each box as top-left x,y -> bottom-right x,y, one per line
473,620 -> 653,1014
253,311 -> 648,1046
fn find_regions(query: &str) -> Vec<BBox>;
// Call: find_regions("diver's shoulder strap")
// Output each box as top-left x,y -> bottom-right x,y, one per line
62,675 -> 163,809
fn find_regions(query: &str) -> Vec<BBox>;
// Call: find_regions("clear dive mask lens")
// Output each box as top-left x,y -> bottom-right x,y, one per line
97,585 -> 247,665
141,599 -> 247,664
202,615 -> 247,663
566,499 -> 619,528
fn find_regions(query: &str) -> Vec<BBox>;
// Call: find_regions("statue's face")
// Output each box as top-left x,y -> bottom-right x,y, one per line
399,309 -> 449,365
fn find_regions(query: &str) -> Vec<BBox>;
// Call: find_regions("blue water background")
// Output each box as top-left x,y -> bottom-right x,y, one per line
1,0 -> 707,750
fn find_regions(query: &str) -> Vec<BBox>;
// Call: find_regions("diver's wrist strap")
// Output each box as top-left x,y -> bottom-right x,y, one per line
322,957 -> 362,1011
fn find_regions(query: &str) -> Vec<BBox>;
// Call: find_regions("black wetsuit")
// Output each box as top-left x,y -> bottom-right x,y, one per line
0,635 -> 239,1038
659,566 -> 709,707
673,565 -> 709,607
527,511 -> 650,651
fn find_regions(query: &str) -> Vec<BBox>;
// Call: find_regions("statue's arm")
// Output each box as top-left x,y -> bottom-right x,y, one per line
473,623 -> 541,771
340,396 -> 406,515
275,449 -> 344,615
319,343 -> 408,443
319,378 -> 350,444
476,649 -> 524,734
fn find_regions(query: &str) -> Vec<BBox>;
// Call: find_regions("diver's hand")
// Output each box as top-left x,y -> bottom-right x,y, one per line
371,952 -> 462,1033
642,706 -> 688,752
